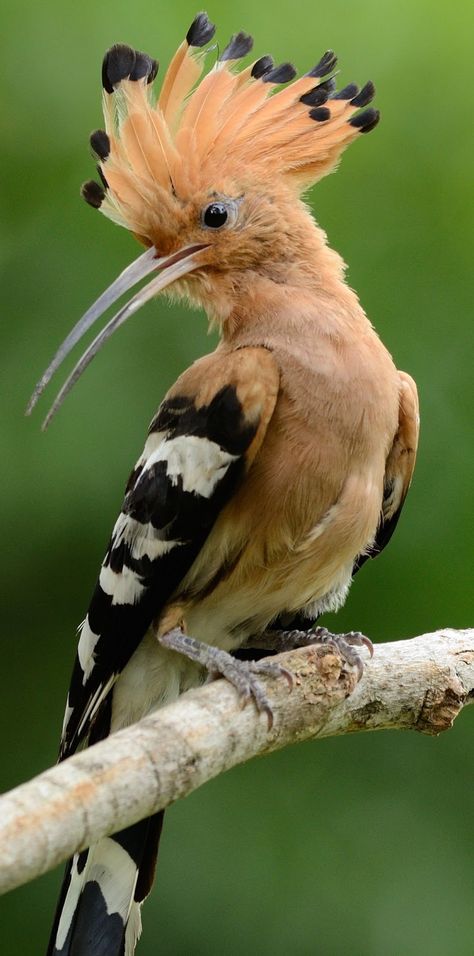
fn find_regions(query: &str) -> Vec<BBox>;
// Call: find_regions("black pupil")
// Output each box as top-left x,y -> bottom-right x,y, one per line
204,202 -> 228,228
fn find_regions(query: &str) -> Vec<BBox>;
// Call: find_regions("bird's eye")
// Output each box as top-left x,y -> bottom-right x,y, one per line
202,202 -> 229,229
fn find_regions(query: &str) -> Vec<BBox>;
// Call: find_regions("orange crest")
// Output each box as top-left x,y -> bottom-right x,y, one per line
83,13 -> 379,237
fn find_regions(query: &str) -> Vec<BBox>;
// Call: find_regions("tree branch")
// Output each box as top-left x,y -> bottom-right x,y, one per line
1,628 -> 473,896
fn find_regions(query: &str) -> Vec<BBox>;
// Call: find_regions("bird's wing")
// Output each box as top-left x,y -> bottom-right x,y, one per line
59,346 -> 279,759
354,370 -> 419,572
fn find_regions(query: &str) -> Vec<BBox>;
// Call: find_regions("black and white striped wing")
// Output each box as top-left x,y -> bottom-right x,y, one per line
59,349 -> 279,759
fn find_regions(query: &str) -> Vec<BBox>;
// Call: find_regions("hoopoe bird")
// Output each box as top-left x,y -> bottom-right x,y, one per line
28,13 -> 419,956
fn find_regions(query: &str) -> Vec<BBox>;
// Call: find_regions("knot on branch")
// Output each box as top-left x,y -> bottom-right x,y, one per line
296,645 -> 359,700
415,672 -> 466,736
272,645 -> 358,742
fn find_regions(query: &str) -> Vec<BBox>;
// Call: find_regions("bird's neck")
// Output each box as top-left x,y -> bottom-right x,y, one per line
216,226 -> 371,349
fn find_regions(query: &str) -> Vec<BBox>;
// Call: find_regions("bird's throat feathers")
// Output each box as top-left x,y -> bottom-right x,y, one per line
188,205 -> 353,332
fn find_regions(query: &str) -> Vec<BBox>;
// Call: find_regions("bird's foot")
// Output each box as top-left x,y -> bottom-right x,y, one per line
248,626 -> 373,681
159,627 -> 293,729
308,627 -> 373,680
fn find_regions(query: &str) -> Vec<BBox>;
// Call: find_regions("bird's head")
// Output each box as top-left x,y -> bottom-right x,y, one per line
28,12 -> 379,427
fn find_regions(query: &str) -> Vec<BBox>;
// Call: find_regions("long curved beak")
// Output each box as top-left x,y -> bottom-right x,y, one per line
26,243 -> 209,430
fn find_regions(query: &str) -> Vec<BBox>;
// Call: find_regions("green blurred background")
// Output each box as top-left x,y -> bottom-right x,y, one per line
1,0 -> 473,953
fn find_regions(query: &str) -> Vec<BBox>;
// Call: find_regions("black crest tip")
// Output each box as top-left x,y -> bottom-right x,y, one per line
263,62 -> 297,85
351,81 -> 375,108
130,51 -> 159,84
102,44 -> 136,93
90,129 -> 110,160
220,32 -> 254,62
251,55 -> 274,79
186,12 -> 216,47
308,50 -> 338,79
349,107 -> 380,133
319,77 -> 337,95
81,180 -> 106,209
102,44 -> 157,92
332,82 -> 359,101
309,106 -> 331,122
300,86 -> 329,107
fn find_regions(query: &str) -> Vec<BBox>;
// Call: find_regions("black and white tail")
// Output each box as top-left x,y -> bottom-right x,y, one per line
48,814 -> 164,956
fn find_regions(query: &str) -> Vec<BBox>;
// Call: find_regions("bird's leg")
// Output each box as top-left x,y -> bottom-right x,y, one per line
244,627 -> 374,681
159,627 -> 293,729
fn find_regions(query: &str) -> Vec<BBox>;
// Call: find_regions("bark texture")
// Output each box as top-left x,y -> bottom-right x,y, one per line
1,628 -> 472,896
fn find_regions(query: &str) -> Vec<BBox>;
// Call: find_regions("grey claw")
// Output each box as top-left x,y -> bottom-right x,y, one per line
362,636 -> 374,658
244,662 -> 293,727
159,627 -> 293,729
305,626 -> 373,681
342,631 -> 374,662
252,659 -> 294,690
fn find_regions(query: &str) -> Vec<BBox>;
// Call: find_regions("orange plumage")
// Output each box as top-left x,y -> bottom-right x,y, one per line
31,14 -> 418,956
92,29 -> 377,236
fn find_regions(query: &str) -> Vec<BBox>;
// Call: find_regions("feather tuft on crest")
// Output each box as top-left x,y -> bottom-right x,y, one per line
84,13 -> 380,235
90,129 -> 110,160
81,180 -> 106,208
251,55 -> 274,78
307,50 -> 337,78
186,11 -> 216,47
219,32 -> 254,62
351,81 -> 375,107
332,82 -> 359,101
102,45 -> 158,94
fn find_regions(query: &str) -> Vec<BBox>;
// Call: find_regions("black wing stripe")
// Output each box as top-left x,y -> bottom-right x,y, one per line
353,475 -> 406,574
60,385 -> 259,759
149,386 -> 257,454
352,506 -> 404,573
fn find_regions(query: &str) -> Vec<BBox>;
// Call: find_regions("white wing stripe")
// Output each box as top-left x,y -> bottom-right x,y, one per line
111,511 -> 182,560
76,673 -> 116,740
99,564 -> 146,605
87,837 -> 138,920
61,696 -> 74,736
143,434 -> 238,498
55,853 -> 88,949
77,618 -> 101,683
